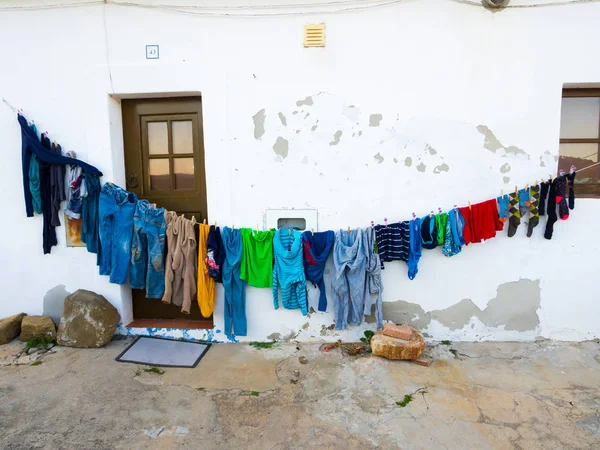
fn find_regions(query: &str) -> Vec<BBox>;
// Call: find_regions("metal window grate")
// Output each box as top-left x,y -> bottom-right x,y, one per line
304,24 -> 325,48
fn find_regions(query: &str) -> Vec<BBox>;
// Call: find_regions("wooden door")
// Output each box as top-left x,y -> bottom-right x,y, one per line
122,97 -> 211,327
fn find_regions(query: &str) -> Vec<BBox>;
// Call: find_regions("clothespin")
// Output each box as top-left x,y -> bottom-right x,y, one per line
468,201 -> 471,210
570,165 -> 576,174
203,218 -> 206,225
384,217 -> 388,228
288,228 -> 291,236
256,224 -> 259,232
191,216 -> 197,226
412,212 -> 416,219
514,185 -> 518,194
370,221 -> 374,228
501,189 -> 504,197
559,169 -> 565,176
429,210 -> 434,217
526,183 -> 529,190
347,226 -> 351,234
232,224 -> 235,231
152,203 -> 157,208
438,207 -> 442,214
311,228 -> 314,236
214,221 -> 217,227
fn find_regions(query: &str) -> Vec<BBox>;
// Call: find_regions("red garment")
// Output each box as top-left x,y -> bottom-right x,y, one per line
460,200 -> 502,244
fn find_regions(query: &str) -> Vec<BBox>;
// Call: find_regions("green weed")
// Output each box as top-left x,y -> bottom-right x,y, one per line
250,391 -> 260,397
396,394 -> 414,407
26,337 -> 56,349
440,340 -> 452,346
30,361 -> 42,366
249,341 -> 276,350
143,367 -> 165,375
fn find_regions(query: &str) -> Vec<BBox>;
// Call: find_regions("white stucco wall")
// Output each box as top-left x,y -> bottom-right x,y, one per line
0,0 -> 598,342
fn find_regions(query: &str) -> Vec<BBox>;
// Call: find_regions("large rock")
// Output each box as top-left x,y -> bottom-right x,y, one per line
0,313 -> 26,345
20,316 -> 56,342
57,290 -> 120,348
371,329 -> 426,360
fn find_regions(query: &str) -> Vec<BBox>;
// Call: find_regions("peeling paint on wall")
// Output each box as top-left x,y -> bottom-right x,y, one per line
427,145 -> 437,155
374,153 -> 384,164
296,96 -> 314,107
405,157 -> 412,167
368,279 -> 541,332
476,125 -> 528,156
416,162 -> 426,172
311,120 -> 319,131
253,109 -> 266,139
273,137 -> 289,158
278,112 -> 287,126
393,158 -> 398,164
433,163 -> 449,174
369,114 -> 383,127
500,163 -> 511,173
329,130 -> 343,146
503,176 -> 510,184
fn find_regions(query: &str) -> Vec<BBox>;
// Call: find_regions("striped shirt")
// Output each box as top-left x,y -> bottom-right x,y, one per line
374,222 -> 410,268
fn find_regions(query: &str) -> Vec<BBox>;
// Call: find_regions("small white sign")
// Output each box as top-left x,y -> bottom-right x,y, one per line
146,45 -> 159,59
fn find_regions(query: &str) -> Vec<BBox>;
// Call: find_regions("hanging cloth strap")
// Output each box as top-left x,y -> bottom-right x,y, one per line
19,114 -> 102,217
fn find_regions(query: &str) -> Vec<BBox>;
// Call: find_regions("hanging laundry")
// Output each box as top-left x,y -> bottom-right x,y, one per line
81,172 -> 101,256
240,228 -> 276,288
442,208 -> 465,257
64,151 -> 87,219
302,230 -> 334,312
518,188 -> 530,218
27,122 -> 43,215
364,227 -> 383,329
556,176 -> 569,220
507,191 -> 521,238
98,183 -> 136,284
567,171 -> 576,210
206,225 -> 225,282
421,215 -> 438,250
18,114 -> 101,218
458,206 -> 472,245
544,179 -> 558,240
435,212 -> 448,246
49,141 -> 66,227
197,223 -> 216,318
162,212 -> 184,307
407,218 -> 422,280
222,227 -> 247,337
461,199 -> 502,244
332,228 -> 368,330
374,221 -> 410,268
497,195 -> 509,224
273,228 -> 308,316
527,184 -> 540,238
130,200 -> 167,299
37,152 -> 57,254
539,180 -> 550,216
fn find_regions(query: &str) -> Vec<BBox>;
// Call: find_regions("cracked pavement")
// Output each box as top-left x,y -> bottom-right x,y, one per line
1,339 -> 599,449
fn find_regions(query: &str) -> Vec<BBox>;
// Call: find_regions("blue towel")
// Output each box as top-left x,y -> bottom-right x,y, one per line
302,230 -> 335,312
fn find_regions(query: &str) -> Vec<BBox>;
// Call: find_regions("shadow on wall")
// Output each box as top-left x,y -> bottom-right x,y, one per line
43,285 -> 71,327
366,279 -> 541,332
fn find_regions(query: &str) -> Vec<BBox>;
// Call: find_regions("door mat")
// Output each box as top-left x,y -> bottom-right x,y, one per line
116,336 -> 211,368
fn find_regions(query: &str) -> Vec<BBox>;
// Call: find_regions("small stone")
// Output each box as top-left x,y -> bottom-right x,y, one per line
0,313 -> 26,345
26,347 -> 37,355
382,323 -> 414,341
175,426 -> 189,435
299,356 -> 308,365
371,330 -> 426,360
20,316 -> 56,342
47,343 -> 55,349
144,426 -> 165,439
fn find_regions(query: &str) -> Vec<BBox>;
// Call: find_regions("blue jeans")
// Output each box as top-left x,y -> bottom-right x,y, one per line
98,183 -> 137,284
130,200 -> 167,298
222,227 -> 247,337
81,173 -> 101,256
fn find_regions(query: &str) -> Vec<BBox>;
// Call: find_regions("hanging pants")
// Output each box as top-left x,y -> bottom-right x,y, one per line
98,183 -> 137,284
130,200 -> 167,298
222,227 -> 247,337
81,173 -> 101,256
197,224 -> 216,318
38,160 -> 57,254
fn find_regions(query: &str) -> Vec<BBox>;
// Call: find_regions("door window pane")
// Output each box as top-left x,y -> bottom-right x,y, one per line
149,158 -> 170,190
560,97 -> 600,139
173,121 -> 194,154
174,158 -> 195,190
148,122 -> 169,155
559,143 -> 600,184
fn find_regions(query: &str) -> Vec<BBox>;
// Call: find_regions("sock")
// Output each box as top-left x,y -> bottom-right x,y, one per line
527,184 -> 540,237
507,191 -> 521,238
556,176 -> 569,220
567,171 -> 576,210
518,188 -> 530,218
544,179 -> 558,240
539,181 -> 550,216
497,195 -> 509,223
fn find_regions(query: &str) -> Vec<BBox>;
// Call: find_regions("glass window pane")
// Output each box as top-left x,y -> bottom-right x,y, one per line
148,122 -> 169,155
560,97 -> 600,139
559,143 -> 599,184
172,121 -> 194,154
174,158 -> 195,190
149,159 -> 170,190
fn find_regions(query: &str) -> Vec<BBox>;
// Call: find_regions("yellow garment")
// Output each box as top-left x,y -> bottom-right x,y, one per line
197,223 -> 216,317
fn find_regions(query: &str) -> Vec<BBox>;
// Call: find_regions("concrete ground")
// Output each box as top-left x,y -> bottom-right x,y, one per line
0,338 -> 599,449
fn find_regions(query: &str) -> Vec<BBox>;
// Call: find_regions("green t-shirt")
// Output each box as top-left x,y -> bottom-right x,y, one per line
240,228 -> 276,288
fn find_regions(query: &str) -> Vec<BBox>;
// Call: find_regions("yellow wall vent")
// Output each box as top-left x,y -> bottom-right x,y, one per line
304,24 -> 325,48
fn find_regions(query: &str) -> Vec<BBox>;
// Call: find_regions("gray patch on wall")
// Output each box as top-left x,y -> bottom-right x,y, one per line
426,145 -> 437,155
369,114 -> 383,127
374,153 -> 384,164
302,156 -> 308,164
296,96 -> 314,107
329,130 -> 343,146
433,163 -> 449,174
278,112 -> 287,126
267,332 -> 282,341
273,137 -> 289,158
253,109 -> 266,139
476,125 -> 527,156
311,120 -> 319,131
404,157 -> 412,167
500,163 -> 511,173
393,158 -> 398,164
503,176 -> 510,184
416,162 -> 426,172
367,279 -> 541,332
43,284 -> 70,327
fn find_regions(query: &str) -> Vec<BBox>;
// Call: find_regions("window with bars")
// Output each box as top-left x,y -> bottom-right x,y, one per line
559,88 -> 600,197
